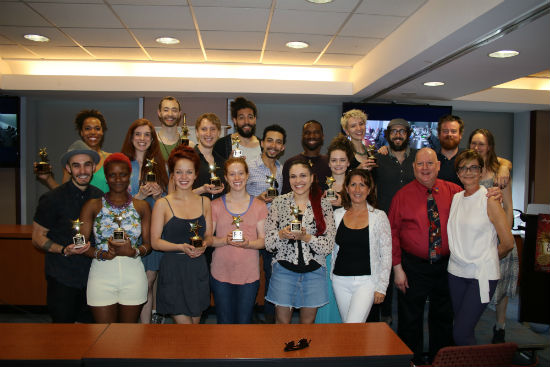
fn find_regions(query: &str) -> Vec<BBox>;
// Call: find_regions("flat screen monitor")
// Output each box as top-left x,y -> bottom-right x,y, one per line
0,96 -> 20,167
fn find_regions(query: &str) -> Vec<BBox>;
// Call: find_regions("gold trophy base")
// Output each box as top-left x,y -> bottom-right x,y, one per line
112,230 -> 125,243
146,172 -> 156,182
266,187 -> 278,198
36,162 -> 50,174
290,221 -> 302,233
326,189 -> 336,199
73,234 -> 86,248
232,149 -> 243,158
232,229 -> 243,242
191,236 -> 203,248
210,177 -> 221,187
180,138 -> 189,146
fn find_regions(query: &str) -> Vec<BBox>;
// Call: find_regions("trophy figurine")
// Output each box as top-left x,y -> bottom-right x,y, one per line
36,147 -> 51,174
180,113 -> 189,146
231,136 -> 243,158
189,220 -> 203,248
325,176 -> 336,199
232,215 -> 244,242
366,144 -> 377,164
209,163 -> 221,188
145,158 -> 157,182
290,205 -> 302,233
265,174 -> 278,198
112,214 -> 126,243
72,218 -> 86,248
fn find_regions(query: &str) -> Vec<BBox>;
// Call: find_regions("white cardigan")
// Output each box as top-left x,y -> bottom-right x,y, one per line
331,204 -> 393,295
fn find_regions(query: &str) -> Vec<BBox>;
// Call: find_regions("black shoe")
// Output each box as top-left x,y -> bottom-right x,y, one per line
492,326 -> 505,343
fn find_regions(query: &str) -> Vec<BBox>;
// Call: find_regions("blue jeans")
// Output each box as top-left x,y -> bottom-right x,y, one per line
210,276 -> 259,324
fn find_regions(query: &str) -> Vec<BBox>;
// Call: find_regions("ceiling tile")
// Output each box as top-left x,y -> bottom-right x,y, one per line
262,51 -> 318,65
339,13 -> 405,38
0,34 -> 15,45
276,0 -> 357,12
132,29 -> 199,48
0,2 -> 51,27
27,0 -> 103,3
109,0 -> 185,4
266,32 -> 332,52
111,4 -> 193,29
201,31 -> 264,50
147,48 -> 204,62
316,53 -> 363,67
85,47 -> 149,60
25,45 -> 93,59
355,0 -> 426,17
270,9 -> 347,35
0,26 -> 74,47
206,50 -> 260,63
28,2 -> 123,28
192,1 -> 271,8
328,36 -> 380,55
193,7 -> 269,32
62,28 -> 136,47
0,45 -> 40,59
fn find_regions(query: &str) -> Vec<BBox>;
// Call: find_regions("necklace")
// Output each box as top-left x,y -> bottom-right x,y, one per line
104,192 -> 132,210
354,144 -> 369,156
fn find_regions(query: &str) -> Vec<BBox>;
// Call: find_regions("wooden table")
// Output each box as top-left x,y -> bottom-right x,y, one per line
83,323 -> 412,366
0,323 -> 108,366
0,224 -> 47,306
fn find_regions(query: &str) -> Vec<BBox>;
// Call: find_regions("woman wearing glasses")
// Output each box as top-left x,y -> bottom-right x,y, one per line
447,150 -> 513,345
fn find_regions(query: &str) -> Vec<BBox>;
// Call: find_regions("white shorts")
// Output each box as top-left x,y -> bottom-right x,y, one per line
87,256 -> 147,307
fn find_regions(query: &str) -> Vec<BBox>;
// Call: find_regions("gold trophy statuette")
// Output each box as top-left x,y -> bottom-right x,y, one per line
112,214 -> 126,243
36,147 -> 51,174
180,113 -> 189,146
232,215 -> 244,242
145,158 -> 157,182
209,163 -> 221,188
189,220 -> 203,248
366,144 -> 377,164
265,174 -> 278,198
72,218 -> 86,248
231,136 -> 243,158
325,176 -> 336,199
290,205 -> 302,233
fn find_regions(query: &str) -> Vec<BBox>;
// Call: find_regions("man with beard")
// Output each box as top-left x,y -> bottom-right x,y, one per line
281,120 -> 331,194
32,140 -> 103,323
246,124 -> 286,323
156,96 -> 190,160
213,96 -> 261,162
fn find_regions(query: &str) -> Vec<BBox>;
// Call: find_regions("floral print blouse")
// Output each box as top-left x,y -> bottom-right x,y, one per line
93,197 -> 142,252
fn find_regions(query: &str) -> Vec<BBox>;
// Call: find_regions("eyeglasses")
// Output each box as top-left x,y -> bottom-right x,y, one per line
457,165 -> 482,174
284,338 -> 311,352
389,129 -> 407,136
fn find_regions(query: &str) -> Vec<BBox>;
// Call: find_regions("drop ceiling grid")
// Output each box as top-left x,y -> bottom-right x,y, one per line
0,25 -> 73,47
110,4 -> 194,29
27,2 -> 124,28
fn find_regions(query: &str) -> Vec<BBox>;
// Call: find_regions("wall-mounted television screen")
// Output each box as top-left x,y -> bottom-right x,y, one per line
342,102 -> 452,150
0,96 -> 20,167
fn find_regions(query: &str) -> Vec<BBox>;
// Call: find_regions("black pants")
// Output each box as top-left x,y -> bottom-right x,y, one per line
397,253 -> 453,363
46,276 -> 93,323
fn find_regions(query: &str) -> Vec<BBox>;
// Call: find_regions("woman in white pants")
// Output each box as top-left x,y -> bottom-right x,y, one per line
331,169 -> 392,323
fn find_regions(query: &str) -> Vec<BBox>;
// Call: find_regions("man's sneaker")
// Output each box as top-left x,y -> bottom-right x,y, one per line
151,313 -> 165,324
492,326 -> 505,343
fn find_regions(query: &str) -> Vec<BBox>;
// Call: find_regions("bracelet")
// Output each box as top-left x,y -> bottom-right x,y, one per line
133,247 -> 140,258
61,246 -> 67,257
99,251 -> 105,261
43,239 -> 54,251
139,245 -> 148,256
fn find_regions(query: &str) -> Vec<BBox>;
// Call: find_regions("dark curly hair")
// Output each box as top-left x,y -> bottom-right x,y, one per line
230,97 -> 257,119
167,145 -> 200,175
327,133 -> 354,164
74,109 -> 108,147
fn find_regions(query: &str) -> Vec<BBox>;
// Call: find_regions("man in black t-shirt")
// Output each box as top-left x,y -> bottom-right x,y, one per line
32,140 -> 103,323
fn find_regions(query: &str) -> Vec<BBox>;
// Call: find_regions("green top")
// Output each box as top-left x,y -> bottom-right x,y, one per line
90,165 -> 108,193
159,141 -> 179,161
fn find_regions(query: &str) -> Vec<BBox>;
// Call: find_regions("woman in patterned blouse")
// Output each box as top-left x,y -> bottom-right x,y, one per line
264,159 -> 336,324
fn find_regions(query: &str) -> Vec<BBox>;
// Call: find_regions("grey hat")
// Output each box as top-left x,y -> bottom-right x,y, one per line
60,140 -> 100,166
387,118 -> 410,129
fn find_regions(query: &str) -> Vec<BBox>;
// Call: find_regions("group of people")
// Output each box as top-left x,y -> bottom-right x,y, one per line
31,96 -> 518,366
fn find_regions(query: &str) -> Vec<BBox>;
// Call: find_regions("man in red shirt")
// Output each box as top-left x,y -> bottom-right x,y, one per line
389,148 -> 462,365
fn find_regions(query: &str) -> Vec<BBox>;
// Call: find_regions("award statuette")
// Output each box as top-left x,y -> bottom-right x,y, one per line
231,136 -> 243,158
325,176 -> 336,199
145,158 -> 157,182
189,220 -> 203,248
366,144 -> 377,164
265,174 -> 278,198
290,206 -> 302,233
36,147 -> 51,174
232,215 -> 244,242
112,214 -> 126,243
209,163 -> 221,187
180,113 -> 189,146
72,218 -> 86,248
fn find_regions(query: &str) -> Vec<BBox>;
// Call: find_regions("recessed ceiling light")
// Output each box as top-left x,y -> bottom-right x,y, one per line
307,0 -> 334,3
155,37 -> 180,45
488,50 -> 519,58
286,41 -> 309,49
24,34 -> 49,42
423,81 -> 445,87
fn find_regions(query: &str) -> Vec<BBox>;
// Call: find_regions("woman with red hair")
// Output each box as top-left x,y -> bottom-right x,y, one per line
264,159 -> 336,324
